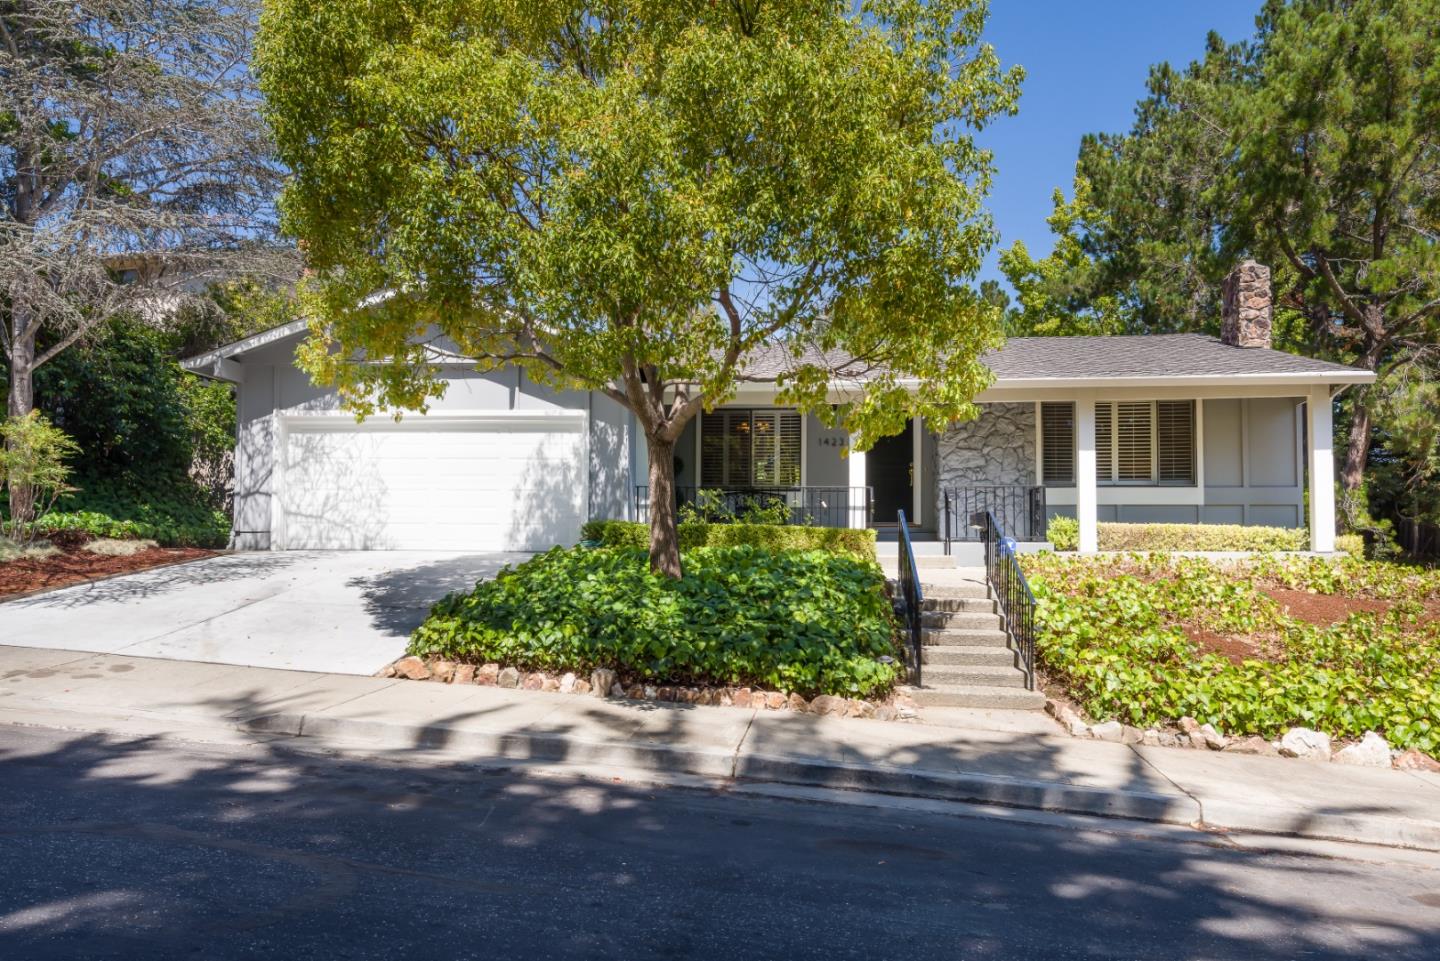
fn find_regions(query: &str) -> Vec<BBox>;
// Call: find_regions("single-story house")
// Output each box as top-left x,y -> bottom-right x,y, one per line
184,262 -> 1373,555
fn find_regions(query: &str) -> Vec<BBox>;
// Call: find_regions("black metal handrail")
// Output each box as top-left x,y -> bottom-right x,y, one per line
897,510 -> 925,686
634,485 -> 872,529
943,486 -> 1046,553
979,510 -> 1038,691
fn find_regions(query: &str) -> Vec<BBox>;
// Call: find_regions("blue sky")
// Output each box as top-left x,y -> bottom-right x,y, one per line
975,0 -> 1259,287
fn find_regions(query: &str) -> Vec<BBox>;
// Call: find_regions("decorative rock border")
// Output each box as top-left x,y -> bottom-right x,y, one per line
380,656 -> 920,722
1046,699 -> 1440,773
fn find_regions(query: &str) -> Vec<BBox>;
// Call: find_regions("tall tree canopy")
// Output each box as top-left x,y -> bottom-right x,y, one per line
257,0 -> 1022,576
1001,0 -> 1439,506
1,0 -> 283,519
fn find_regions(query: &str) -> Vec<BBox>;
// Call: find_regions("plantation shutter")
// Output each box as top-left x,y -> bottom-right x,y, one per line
1095,402 -> 1115,482
700,413 -> 725,486
1156,400 -> 1196,484
776,411 -> 802,486
1115,402 -> 1154,482
752,411 -> 779,484
700,410 -> 802,486
1040,402 -> 1075,485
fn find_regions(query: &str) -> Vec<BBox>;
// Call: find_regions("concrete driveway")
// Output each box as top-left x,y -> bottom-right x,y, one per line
0,551 -> 527,675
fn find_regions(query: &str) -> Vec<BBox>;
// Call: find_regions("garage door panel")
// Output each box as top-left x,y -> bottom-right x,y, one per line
279,418 -> 587,551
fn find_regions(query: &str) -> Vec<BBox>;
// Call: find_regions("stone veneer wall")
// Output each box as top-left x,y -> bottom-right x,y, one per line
934,402 -> 1036,521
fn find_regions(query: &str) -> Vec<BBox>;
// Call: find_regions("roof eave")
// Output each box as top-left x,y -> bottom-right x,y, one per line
980,370 -> 1376,390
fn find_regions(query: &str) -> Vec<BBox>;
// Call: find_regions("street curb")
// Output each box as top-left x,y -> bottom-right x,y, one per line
6,702 -> 1434,853
238,711 -> 1205,828
238,712 -> 1440,851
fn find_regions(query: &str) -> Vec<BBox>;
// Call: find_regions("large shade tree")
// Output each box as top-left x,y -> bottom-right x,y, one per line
1,0 -> 283,522
257,0 -> 1022,576
1002,0 -> 1440,507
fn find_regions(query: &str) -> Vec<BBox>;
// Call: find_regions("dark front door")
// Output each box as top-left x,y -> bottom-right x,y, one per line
867,419 -> 913,525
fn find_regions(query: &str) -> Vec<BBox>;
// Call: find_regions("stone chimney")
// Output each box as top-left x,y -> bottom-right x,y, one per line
1221,260 -> 1272,349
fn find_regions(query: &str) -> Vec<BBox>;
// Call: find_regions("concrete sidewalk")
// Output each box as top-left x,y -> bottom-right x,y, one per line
4,643 -> 1439,851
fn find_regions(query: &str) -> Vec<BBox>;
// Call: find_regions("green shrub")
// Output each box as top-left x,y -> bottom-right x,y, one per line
40,475 -> 229,547
581,519 -> 877,561
1099,522 -> 1309,552
1045,520 -> 1315,553
1021,553 -> 1440,753
410,544 -> 901,697
1046,516 -> 1079,551
1336,532 -> 1365,556
0,411 -> 80,543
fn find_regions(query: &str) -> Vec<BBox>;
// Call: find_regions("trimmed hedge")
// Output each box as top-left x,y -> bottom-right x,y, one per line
410,544 -> 901,697
581,519 -> 877,561
1045,518 -> 1363,555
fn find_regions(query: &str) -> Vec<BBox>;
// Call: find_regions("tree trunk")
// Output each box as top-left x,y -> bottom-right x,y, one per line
645,435 -> 683,579
5,333 -> 37,528
1340,394 -> 1371,493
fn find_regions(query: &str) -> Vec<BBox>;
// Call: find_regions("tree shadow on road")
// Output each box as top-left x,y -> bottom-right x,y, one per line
1,708 -> 1438,960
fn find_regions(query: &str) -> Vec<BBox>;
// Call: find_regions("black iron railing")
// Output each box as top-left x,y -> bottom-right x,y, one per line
979,510 -> 1037,691
633,485 -> 872,529
897,510 -> 925,686
943,486 -> 1046,553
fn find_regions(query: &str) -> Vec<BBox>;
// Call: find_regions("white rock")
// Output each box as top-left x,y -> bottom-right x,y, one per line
590,668 -> 616,697
1198,723 -> 1227,751
1090,720 -> 1124,742
1279,727 -> 1332,761
558,672 -> 577,694
1334,731 -> 1391,768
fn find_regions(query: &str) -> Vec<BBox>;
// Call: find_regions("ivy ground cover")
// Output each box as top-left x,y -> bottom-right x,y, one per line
1022,553 -> 1440,754
410,544 -> 902,698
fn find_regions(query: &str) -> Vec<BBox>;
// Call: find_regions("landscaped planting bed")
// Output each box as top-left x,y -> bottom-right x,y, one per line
1022,553 -> 1440,758
0,532 -> 215,599
409,543 -> 902,699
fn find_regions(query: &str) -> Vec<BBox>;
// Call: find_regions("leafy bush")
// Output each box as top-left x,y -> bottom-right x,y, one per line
410,545 -> 901,697
41,476 -> 229,547
0,412 -> 81,543
581,520 -> 876,561
1022,553 -> 1440,753
1046,519 -> 1317,553
1046,516 -> 1078,551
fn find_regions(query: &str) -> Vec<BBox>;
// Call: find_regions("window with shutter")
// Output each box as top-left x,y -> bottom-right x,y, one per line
1115,402 -> 1154,482
700,409 -> 802,486
1095,402 -> 1114,482
1156,400 -> 1196,484
1040,402 -> 1075,485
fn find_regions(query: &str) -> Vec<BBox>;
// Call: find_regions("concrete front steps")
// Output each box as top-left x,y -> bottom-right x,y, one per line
906,572 -> 1046,711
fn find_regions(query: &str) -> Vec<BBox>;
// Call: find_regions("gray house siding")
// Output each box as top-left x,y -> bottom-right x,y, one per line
935,398 -> 1307,532
229,337 -> 634,549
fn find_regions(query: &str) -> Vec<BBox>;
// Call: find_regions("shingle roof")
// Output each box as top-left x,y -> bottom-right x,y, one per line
740,333 -> 1369,385
193,324 -> 1372,387
983,334 -> 1366,382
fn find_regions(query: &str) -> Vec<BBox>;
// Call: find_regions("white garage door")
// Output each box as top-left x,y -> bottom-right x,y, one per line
276,413 -> 588,551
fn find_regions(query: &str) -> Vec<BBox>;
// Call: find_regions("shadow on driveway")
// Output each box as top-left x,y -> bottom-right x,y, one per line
346,553 -> 527,636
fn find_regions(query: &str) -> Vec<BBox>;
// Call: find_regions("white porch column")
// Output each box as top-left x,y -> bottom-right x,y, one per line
911,415 -> 924,527
1308,386 -> 1336,552
1076,393 -> 1099,553
847,433 -> 868,529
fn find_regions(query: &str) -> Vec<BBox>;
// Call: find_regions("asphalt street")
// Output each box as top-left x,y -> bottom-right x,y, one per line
2,725 -> 1439,960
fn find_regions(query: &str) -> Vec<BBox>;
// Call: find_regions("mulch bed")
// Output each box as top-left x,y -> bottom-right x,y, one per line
1185,627 -> 1266,666
1262,588 -> 1391,626
0,541 -> 216,599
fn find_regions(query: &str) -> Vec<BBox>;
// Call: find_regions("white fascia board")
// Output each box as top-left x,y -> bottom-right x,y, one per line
182,318 -> 308,373
977,370 -> 1375,391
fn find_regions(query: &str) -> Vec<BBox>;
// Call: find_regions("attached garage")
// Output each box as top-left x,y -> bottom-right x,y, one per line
273,412 -> 588,551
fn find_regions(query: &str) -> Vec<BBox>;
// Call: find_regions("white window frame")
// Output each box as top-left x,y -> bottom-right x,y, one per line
697,407 -> 805,487
1036,399 -> 1205,506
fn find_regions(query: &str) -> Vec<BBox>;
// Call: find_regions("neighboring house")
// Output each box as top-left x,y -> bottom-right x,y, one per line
184,262 -> 1372,554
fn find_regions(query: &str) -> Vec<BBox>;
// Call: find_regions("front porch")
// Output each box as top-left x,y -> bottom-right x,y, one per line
633,383 -> 1343,553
